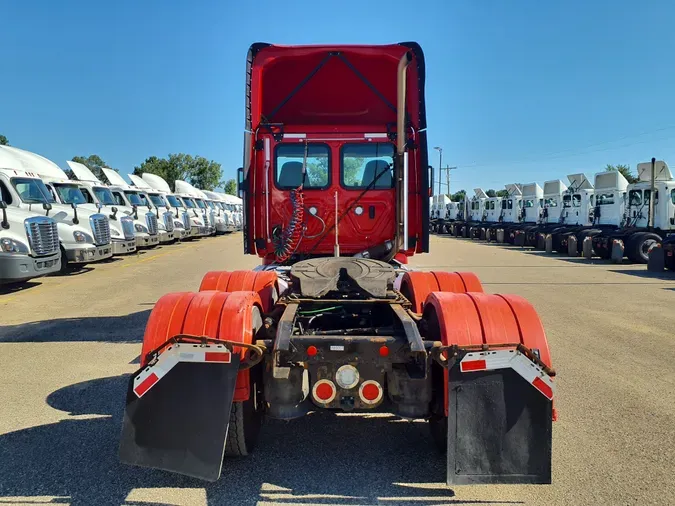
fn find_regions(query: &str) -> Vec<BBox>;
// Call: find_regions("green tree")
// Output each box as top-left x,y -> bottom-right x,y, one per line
0,134 -> 9,146
224,179 -> 237,195
70,155 -> 117,183
496,189 -> 509,198
133,153 -> 222,191
451,190 -> 466,202
486,189 -> 497,198
606,163 -> 639,184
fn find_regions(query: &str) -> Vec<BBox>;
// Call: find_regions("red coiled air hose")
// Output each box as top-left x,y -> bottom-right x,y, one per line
274,188 -> 304,263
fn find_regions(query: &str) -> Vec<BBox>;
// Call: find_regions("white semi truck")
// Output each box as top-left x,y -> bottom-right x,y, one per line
512,183 -> 544,246
125,174 -> 178,243
202,190 -> 236,234
101,168 -> 160,249
140,173 -> 195,239
0,150 -> 61,283
174,180 -> 212,237
524,179 -> 568,249
51,161 -> 137,255
592,159 -> 675,263
547,174 -> 595,253
0,146 -> 113,271
467,188 -> 488,239
491,183 -> 523,242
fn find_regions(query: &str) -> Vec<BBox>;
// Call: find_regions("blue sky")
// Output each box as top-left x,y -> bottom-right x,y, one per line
2,0 -> 675,193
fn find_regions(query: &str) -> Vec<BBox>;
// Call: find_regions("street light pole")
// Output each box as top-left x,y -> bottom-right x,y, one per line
433,147 -> 442,195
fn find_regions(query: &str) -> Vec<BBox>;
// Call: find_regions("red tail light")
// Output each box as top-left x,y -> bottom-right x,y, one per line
312,379 -> 336,404
359,380 -> 383,405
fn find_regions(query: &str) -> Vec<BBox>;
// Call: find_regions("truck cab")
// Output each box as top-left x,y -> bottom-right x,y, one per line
0,146 -> 113,271
512,183 -> 544,246
174,180 -> 212,237
127,175 -> 178,243
548,174 -> 595,253
467,189 -> 487,239
140,172 -> 193,239
202,190 -> 236,234
63,161 -> 137,254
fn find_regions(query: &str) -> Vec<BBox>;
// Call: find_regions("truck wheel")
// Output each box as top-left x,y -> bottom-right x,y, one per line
58,246 -> 70,274
225,362 -> 264,457
626,232 -> 661,263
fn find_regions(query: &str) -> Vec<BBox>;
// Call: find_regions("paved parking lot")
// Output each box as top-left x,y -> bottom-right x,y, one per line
1,234 -> 674,506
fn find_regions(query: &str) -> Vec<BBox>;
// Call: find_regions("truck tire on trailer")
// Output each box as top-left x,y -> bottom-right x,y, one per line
626,232 -> 662,264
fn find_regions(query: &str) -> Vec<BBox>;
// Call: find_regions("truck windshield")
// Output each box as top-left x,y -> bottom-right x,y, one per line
573,194 -> 581,207
182,198 -> 196,208
93,187 -> 116,205
563,195 -> 572,208
123,191 -> 143,206
54,183 -> 87,204
206,201 -> 215,209
629,190 -> 642,206
524,199 -> 535,208
12,178 -> 56,204
545,198 -> 558,207
166,195 -> 183,208
275,143 -> 330,189
194,199 -> 206,209
149,194 -> 165,207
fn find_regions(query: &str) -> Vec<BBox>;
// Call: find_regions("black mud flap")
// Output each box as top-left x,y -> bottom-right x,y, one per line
119,356 -> 240,482
446,365 -> 552,485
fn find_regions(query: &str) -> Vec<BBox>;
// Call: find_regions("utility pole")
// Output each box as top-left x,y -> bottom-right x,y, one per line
648,157 -> 655,230
433,146 -> 442,195
444,166 -> 458,195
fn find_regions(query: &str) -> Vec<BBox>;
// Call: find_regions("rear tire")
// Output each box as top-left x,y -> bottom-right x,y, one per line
626,232 -> 661,263
224,306 -> 265,457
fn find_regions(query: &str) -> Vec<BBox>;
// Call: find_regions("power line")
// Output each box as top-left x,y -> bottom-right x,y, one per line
454,125 -> 675,169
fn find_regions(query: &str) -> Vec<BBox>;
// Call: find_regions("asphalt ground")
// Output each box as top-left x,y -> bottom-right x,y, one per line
1,233 -> 674,506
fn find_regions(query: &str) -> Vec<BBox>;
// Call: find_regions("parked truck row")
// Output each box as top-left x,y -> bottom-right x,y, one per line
430,158 -> 675,270
0,145 -> 242,286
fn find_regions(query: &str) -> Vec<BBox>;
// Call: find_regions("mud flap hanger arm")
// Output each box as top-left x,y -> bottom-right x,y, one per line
144,334 -> 265,371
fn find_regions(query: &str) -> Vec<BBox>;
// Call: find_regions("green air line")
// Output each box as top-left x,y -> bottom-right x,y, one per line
298,306 -> 342,315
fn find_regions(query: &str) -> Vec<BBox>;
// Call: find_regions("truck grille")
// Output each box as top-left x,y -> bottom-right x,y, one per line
120,216 -> 135,240
24,216 -> 59,256
182,212 -> 191,230
89,214 -> 111,246
145,213 -> 158,235
163,212 -> 174,232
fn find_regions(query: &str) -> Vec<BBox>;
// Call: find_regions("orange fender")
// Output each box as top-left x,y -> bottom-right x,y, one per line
400,271 -> 484,313
140,290 -> 263,402
199,270 -> 278,313
423,291 -> 553,416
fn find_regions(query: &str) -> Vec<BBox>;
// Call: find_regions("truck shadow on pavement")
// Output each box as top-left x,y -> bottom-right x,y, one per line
0,375 -> 522,506
0,310 -> 151,343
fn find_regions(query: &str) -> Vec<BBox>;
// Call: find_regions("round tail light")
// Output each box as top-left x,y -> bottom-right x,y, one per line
359,380 -> 383,405
312,379 -> 336,404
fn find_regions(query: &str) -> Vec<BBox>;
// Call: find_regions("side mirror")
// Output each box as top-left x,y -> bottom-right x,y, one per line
237,167 -> 245,198
0,200 -> 8,229
110,206 -> 118,220
43,202 -> 52,216
70,202 -> 79,224
96,202 -> 102,212
428,165 -> 434,197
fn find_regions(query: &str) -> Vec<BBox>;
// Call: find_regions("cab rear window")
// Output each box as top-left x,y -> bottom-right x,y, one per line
340,143 -> 394,189
275,143 -> 330,189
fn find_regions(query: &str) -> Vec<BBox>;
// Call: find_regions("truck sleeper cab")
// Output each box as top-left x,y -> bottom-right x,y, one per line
201,190 -> 235,234
524,180 -> 568,249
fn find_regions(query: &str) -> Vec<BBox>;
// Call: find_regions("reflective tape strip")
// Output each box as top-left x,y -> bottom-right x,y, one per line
364,133 -> 388,138
133,343 -> 232,398
459,349 -> 555,400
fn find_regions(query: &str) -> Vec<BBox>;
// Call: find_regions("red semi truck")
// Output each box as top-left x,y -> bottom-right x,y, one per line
120,42 -> 556,486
